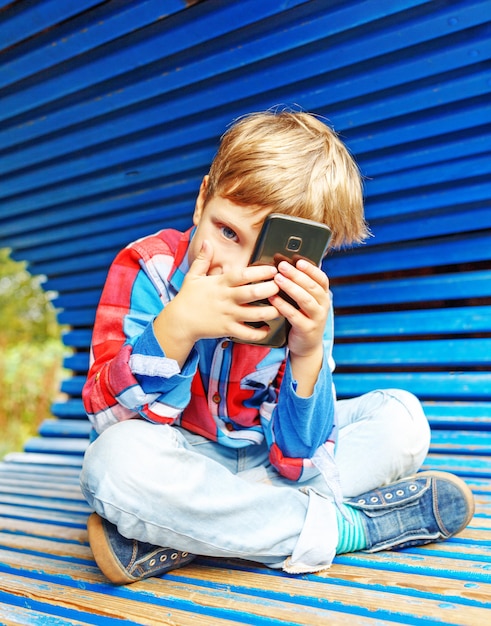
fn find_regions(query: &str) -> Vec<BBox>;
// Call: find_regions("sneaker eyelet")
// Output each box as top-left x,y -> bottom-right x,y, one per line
171,552 -> 178,560
370,496 -> 379,503
357,499 -> 366,504
396,489 -> 404,496
160,554 -> 168,562
409,484 -> 418,492
385,493 -> 393,499
182,552 -> 189,557
149,558 -> 156,566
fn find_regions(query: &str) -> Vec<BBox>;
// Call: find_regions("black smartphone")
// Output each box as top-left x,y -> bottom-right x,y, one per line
235,213 -> 332,348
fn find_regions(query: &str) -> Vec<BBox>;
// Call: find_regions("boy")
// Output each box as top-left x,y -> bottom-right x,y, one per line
80,110 -> 474,584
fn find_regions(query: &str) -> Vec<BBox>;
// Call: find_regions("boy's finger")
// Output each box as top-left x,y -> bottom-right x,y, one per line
188,240 -> 213,277
242,264 -> 278,281
296,258 -> 329,288
278,259 -> 329,292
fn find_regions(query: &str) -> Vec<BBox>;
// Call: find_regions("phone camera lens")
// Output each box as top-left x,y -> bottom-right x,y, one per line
287,236 -> 302,252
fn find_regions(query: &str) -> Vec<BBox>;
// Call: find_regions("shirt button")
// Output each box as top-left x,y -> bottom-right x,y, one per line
222,340 -> 230,349
212,393 -> 221,404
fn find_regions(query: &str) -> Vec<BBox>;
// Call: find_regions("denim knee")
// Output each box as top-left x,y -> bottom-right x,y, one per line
335,388 -> 431,496
372,388 -> 431,477
380,388 -> 431,452
80,420 -> 177,506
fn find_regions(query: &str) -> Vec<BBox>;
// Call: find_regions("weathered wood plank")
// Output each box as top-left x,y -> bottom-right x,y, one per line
333,372 -> 491,401
413,541 -> 491,560
0,531 -> 92,561
0,604 -> 91,626
23,438 -> 88,456
0,572 -> 250,626
38,419 -> 92,438
0,560 -> 384,626
334,549 -> 491,583
0,493 -> 90,513
0,481 -> 85,501
0,462 -> 81,480
331,271 -> 491,307
1,547 -> 490,626
180,560 -> 491,614
2,453 -> 83,468
335,338 -> 491,367
430,431 -> 491,455
423,455 -> 491,478
314,562 -> 491,609
0,504 -> 88,526
335,305 -> 491,337
0,517 -> 86,543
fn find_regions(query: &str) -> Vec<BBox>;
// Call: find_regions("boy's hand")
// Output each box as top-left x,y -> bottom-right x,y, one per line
154,240 -> 280,366
269,259 -> 331,395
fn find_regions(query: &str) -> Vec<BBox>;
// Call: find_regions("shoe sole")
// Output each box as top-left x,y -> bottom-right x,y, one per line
414,470 -> 475,535
87,512 -> 137,585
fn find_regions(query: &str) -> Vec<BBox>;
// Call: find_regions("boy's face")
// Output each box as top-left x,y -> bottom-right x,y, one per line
188,177 -> 270,274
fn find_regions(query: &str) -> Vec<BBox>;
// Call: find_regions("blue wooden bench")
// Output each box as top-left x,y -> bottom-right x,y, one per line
1,1 -> 490,623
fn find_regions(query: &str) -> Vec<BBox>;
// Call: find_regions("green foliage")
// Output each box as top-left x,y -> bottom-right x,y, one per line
0,247 -> 61,346
0,248 -> 68,458
0,340 -> 67,459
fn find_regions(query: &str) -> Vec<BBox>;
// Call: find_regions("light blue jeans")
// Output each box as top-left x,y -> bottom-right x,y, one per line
80,389 -> 430,573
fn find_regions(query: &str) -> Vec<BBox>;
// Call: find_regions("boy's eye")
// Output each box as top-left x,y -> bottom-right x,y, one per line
221,225 -> 239,242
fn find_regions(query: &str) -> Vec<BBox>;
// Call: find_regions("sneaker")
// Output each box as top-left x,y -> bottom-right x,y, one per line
87,512 -> 196,584
346,471 -> 475,552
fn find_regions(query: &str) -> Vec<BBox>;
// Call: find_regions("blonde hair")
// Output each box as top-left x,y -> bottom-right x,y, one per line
205,110 -> 368,249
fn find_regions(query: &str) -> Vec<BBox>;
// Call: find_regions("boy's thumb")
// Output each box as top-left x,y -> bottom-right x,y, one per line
189,240 -> 212,276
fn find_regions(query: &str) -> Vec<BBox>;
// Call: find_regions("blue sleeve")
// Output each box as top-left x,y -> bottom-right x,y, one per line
130,320 -> 199,398
272,355 -> 335,458
269,296 -> 336,459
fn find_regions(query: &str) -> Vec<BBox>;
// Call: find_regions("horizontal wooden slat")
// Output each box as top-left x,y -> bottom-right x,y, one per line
51,399 -> 87,419
335,305 -> 491,337
0,463 -> 80,482
331,270 -> 491,308
327,231 -> 491,278
57,309 -> 96,327
46,269 -> 110,294
0,492 -> 89,515
23,438 -> 88,457
334,338 -> 491,367
62,330 -> 93,348
425,404 -> 491,430
423,454 -> 491,478
430,431 -> 491,455
333,372 -> 491,400
60,377 -> 87,397
0,502 -> 87,527
38,419 -> 91,439
2,453 -> 83,468
62,355 -> 90,374
0,0 -> 103,51
0,480 -> 85,503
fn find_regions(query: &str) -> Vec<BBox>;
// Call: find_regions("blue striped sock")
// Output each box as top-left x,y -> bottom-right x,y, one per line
335,504 -> 368,554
